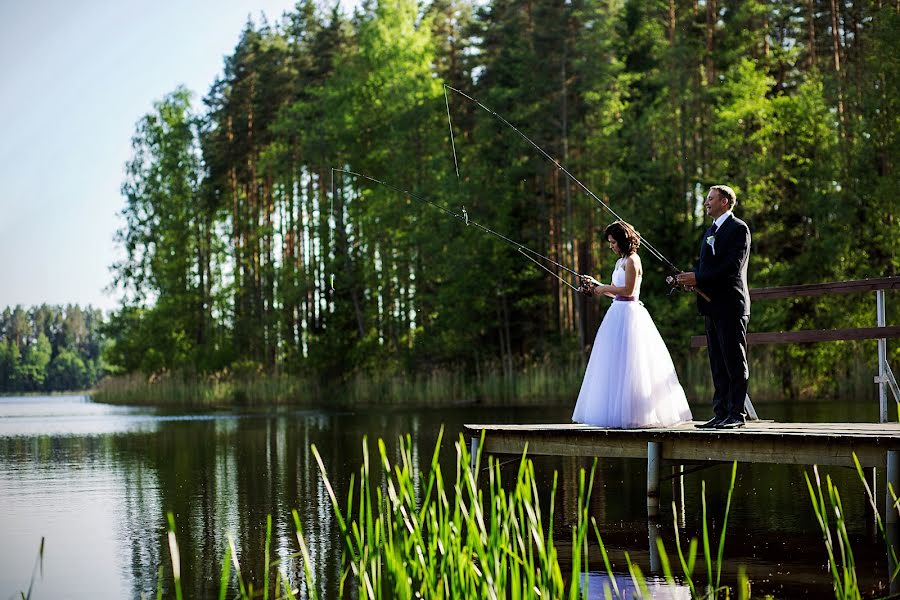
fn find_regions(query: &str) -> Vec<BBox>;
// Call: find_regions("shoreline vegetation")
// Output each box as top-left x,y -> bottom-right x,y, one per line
0,305 -> 105,395
91,349 -> 878,408
100,0 -> 896,417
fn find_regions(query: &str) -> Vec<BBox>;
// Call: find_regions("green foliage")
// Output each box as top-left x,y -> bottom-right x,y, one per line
304,431 -> 588,597
806,466 -> 860,599
0,306 -> 104,393
45,349 -> 89,391
104,0 -> 899,399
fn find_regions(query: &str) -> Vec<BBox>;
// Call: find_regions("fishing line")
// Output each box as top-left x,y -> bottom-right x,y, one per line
442,84 -> 682,277
334,168 -> 586,293
443,86 -> 460,181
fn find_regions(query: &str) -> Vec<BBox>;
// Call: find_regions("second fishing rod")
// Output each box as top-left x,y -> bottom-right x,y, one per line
443,84 -> 711,302
331,168 -> 592,294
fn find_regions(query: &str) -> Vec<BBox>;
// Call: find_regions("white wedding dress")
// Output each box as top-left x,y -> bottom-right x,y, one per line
572,258 -> 692,428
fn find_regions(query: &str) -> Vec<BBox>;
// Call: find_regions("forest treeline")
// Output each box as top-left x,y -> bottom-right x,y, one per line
0,305 -> 105,392
108,0 -> 898,396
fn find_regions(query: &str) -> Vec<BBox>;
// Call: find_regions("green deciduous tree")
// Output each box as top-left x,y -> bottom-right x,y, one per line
16,333 -> 52,392
101,0 -> 898,398
46,349 -> 90,391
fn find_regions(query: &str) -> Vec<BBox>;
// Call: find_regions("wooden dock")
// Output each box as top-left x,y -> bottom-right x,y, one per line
464,276 -> 900,519
464,421 -> 900,520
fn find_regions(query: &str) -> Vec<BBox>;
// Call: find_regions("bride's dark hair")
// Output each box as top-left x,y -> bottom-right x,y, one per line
604,220 -> 641,256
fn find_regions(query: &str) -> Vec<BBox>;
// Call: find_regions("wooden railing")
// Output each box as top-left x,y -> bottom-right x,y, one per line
690,276 -> 900,348
689,276 -> 900,421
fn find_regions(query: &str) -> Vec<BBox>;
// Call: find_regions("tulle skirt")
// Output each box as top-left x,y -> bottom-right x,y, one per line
572,300 -> 692,428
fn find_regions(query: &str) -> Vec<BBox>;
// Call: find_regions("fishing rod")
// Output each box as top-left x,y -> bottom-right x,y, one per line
442,84 -> 708,300
331,167 -> 590,293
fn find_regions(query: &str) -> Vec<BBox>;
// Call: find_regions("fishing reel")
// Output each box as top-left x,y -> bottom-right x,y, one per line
666,275 -> 696,297
577,275 -> 601,296
666,274 -> 711,302
665,275 -> 681,296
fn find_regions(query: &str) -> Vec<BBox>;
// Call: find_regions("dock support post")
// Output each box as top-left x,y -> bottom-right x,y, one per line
470,436 -> 479,477
888,451 -> 899,525
889,521 -> 900,596
648,517 -> 661,575
672,464 -> 686,528
647,441 -> 661,518
877,289 -> 888,423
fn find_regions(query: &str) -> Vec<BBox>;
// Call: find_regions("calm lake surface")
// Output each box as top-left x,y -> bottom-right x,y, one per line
0,394 -> 892,598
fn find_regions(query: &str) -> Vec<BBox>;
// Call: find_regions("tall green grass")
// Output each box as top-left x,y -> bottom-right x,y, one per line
23,438 -> 896,598
305,429 -> 591,597
93,357 -> 587,407
93,371 -> 320,407
804,454 -> 900,600
146,435 -> 750,598
265,433 -> 746,598
20,537 -> 44,600
93,344 -> 881,408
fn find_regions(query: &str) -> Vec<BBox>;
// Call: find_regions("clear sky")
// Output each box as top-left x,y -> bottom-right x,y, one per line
0,0 -> 309,312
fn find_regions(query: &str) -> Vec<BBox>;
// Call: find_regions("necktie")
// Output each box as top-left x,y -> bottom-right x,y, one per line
710,223 -> 718,234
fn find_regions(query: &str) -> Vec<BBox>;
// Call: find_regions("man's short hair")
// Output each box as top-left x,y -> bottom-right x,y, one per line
710,185 -> 737,209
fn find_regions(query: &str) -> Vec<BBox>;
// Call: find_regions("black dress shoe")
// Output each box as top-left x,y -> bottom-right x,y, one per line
716,416 -> 746,429
695,416 -> 726,429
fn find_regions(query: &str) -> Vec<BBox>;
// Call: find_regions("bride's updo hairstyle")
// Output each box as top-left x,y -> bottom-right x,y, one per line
604,220 -> 641,256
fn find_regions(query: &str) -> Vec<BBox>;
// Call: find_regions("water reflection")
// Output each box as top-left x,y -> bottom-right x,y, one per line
0,395 -> 894,598
580,573 -> 691,599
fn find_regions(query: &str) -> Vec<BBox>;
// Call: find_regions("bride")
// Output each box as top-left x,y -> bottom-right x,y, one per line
572,220 -> 692,428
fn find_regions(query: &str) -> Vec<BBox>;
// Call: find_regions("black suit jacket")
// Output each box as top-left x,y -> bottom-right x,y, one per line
695,214 -> 751,317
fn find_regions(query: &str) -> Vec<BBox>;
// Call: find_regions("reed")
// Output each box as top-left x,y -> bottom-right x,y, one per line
25,456 -> 873,600
341,356 -> 586,406
297,434 -> 752,599
300,429 -> 589,597
805,465 -> 860,599
20,537 -> 44,600
25,439 -> 887,599
93,371 -> 320,407
93,345 -> 878,408
801,453 -> 900,600
92,358 -> 586,408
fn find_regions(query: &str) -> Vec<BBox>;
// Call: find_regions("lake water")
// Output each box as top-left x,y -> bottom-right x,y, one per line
0,394 -> 893,598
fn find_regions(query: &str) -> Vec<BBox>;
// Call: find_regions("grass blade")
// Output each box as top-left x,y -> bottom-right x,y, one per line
292,509 -> 320,600
166,513 -> 183,600
217,540 -> 232,600
715,461 -> 738,592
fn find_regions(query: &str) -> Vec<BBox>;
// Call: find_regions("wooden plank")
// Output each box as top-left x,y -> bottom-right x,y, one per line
466,422 -> 900,469
468,422 -> 900,438
749,276 -> 900,301
660,437 -> 887,468
475,429 -> 889,468
481,434 -> 649,459
691,325 -> 900,348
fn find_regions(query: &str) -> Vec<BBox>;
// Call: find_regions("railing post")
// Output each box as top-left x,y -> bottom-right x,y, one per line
878,289 -> 888,423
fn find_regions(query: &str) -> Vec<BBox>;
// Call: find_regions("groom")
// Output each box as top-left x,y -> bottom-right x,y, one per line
676,185 -> 751,429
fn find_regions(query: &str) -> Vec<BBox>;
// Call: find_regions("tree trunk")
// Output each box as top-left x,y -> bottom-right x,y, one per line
264,176 -> 276,369
807,0 -> 817,69
705,0 -> 717,86
668,0 -> 676,45
829,0 -> 846,140
335,174 -> 366,337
